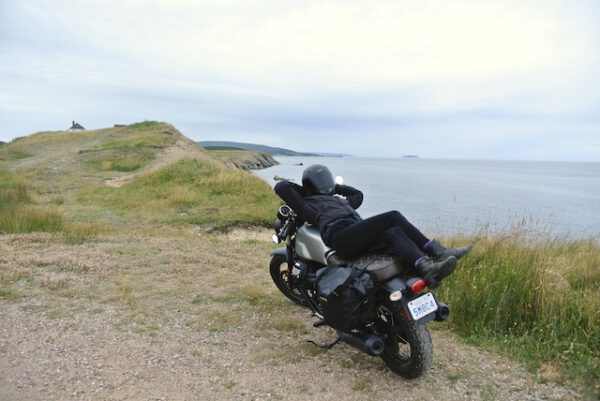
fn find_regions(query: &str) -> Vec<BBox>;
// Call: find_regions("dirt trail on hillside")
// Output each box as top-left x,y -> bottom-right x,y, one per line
0,233 -> 582,401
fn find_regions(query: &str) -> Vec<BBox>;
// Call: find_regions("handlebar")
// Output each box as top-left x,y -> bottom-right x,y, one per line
276,205 -> 298,242
277,222 -> 292,242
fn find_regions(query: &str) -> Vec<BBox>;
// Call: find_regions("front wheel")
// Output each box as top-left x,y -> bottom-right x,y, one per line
269,253 -> 308,307
376,306 -> 433,378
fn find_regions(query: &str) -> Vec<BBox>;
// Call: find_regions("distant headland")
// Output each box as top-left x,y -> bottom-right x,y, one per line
198,141 -> 351,157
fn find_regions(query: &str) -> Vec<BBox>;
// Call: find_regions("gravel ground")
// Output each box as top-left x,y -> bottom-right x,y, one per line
0,233 -> 582,401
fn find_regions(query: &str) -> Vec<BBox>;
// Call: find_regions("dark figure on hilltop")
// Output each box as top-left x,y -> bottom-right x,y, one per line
274,164 -> 472,288
68,120 -> 85,131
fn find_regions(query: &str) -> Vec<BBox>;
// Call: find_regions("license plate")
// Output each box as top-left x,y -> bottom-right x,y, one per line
407,292 -> 438,321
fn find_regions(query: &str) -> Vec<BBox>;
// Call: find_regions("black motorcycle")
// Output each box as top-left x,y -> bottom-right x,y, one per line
269,204 -> 450,378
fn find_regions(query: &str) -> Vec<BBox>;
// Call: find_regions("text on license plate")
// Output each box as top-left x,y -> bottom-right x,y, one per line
407,292 -> 438,320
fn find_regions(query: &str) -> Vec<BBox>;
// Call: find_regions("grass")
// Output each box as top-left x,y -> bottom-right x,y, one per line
436,232 -> 600,397
79,158 -> 280,230
0,169 -> 65,233
1,121 -> 280,233
0,149 -> 32,161
80,123 -> 175,172
0,168 -> 101,242
86,152 -> 152,172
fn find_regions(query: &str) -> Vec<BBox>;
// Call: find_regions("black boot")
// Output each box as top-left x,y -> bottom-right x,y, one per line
414,255 -> 457,289
424,240 -> 473,261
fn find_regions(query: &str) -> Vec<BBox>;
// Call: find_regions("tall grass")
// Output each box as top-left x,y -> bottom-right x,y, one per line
0,169 -> 100,242
0,171 -> 64,233
437,233 -> 600,395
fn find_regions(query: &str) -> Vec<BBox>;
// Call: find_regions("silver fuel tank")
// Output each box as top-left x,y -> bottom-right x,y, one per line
295,225 -> 330,265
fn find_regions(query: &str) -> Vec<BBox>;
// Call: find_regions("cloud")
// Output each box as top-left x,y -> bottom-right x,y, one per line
0,0 -> 599,160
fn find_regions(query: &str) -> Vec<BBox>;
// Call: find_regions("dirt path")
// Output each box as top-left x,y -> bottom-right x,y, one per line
0,233 -> 581,401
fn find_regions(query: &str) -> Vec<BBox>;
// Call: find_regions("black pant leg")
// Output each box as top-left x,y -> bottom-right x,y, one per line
379,226 -> 424,265
330,212 -> 425,264
383,211 -> 430,249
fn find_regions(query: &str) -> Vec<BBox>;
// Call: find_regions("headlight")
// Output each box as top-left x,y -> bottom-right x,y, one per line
277,205 -> 292,220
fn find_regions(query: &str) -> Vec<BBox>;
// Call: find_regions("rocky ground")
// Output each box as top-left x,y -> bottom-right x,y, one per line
0,232 -> 583,401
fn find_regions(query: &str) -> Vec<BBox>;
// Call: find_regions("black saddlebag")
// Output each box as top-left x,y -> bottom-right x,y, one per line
315,266 -> 376,332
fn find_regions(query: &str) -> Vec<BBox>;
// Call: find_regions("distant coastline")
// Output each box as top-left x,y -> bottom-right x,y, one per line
198,140 -> 351,158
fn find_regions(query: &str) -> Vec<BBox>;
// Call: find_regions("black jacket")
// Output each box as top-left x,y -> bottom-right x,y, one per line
274,181 -> 363,243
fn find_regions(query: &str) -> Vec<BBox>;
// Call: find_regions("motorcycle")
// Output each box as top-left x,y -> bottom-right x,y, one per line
269,196 -> 451,379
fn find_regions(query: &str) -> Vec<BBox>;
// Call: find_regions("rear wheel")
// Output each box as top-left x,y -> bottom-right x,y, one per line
269,253 -> 308,307
376,306 -> 433,378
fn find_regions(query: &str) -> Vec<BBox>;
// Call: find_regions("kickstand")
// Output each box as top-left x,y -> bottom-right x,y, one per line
306,336 -> 341,351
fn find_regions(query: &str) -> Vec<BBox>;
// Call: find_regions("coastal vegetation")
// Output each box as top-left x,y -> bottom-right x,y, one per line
80,158 -> 277,231
0,122 -> 597,398
438,232 -> 599,395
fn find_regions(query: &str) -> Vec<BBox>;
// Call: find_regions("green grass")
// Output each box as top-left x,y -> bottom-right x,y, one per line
125,121 -> 164,129
437,233 -> 600,396
0,149 -> 32,161
79,124 -> 175,172
79,158 -> 280,230
86,152 -> 152,172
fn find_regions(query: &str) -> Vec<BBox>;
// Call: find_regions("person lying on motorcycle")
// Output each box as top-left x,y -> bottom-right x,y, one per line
274,164 -> 472,288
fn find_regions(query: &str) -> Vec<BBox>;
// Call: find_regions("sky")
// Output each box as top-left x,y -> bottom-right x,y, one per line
1,0 -> 599,161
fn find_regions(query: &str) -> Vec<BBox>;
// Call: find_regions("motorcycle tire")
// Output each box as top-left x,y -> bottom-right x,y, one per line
269,253 -> 308,307
377,306 -> 433,379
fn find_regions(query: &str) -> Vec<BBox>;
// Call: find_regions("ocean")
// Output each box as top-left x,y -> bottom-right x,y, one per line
252,157 -> 600,239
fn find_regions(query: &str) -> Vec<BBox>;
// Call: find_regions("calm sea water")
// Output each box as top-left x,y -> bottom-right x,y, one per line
253,157 -> 600,239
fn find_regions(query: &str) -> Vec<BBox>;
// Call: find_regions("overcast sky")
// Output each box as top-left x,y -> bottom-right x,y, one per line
1,1 -> 599,161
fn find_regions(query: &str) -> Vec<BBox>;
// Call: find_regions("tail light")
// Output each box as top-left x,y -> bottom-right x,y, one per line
410,278 -> 427,293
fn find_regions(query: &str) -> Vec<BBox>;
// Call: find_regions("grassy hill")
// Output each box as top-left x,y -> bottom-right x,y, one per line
0,121 -> 280,238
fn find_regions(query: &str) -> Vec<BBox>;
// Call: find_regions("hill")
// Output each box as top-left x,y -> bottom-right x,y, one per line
0,121 -> 280,235
199,140 -> 351,157
199,140 -> 310,156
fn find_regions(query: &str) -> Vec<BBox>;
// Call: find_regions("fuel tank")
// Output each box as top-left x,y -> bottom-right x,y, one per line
295,225 -> 330,265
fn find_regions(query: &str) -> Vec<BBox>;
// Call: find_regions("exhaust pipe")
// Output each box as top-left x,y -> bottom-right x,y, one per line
338,332 -> 385,356
435,302 -> 450,321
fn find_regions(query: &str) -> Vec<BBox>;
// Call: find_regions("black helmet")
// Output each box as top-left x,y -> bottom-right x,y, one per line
302,164 -> 335,196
